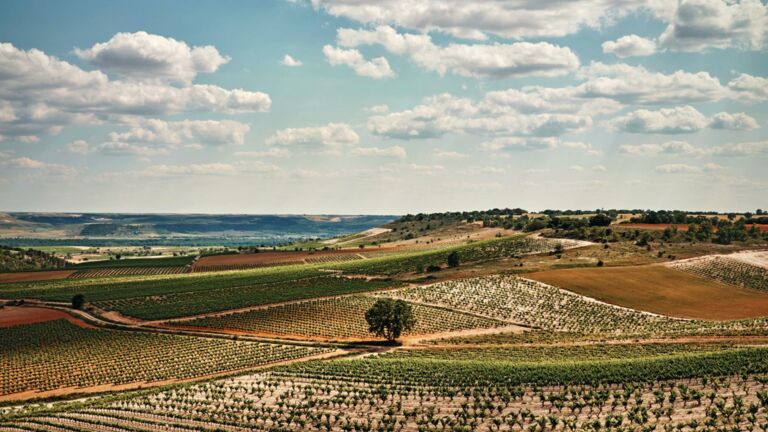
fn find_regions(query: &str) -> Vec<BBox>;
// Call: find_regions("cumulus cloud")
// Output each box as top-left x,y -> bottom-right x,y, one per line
67,140 -> 90,155
368,93 -> 591,140
608,106 -> 709,134
602,35 -> 657,57
481,137 -> 558,152
621,140 -> 700,156
365,104 -> 389,114
311,0 -> 671,40
654,163 -> 721,174
434,150 -> 467,159
322,45 -> 394,79
350,145 -> 407,158
610,107 -> 760,134
709,112 -> 759,130
266,122 -> 359,149
727,74 -> 768,101
336,26 -> 579,79
4,156 -> 77,176
659,0 -> 767,52
0,41 -> 269,143
577,62 -> 728,105
281,54 -> 303,67
107,119 -> 250,147
622,140 -> 768,157
480,86 -> 621,116
234,148 -> 292,158
75,31 -> 230,85
97,142 -> 169,157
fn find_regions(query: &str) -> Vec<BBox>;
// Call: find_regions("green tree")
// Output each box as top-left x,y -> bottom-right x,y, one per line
71,294 -> 85,309
447,251 -> 460,267
365,299 -> 416,342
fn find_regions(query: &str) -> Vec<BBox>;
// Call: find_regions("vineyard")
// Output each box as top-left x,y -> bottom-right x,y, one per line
4,347 -> 768,431
378,274 -> 768,336
170,295 -> 505,339
0,319 -> 331,397
668,254 -> 768,292
328,235 -> 585,276
68,266 -> 190,279
94,276 -> 401,320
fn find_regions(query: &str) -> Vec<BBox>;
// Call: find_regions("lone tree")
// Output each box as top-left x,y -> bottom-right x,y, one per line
365,298 -> 415,342
447,251 -> 460,268
71,294 -> 85,310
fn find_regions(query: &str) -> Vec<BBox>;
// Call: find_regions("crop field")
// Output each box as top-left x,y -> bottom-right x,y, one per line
169,295 -> 505,340
94,275 -> 401,320
327,235 -> 584,276
526,264 -> 768,319
192,249 -> 367,272
4,347 -> 768,431
68,266 -> 190,279
668,254 -> 768,292
0,319 -> 331,399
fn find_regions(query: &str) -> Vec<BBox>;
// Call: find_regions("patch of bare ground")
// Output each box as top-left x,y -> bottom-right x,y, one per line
527,264 -> 768,320
0,270 -> 76,283
0,306 -> 94,329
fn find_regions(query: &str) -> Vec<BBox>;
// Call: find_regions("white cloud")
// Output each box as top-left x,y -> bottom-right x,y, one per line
608,106 -> 709,134
623,140 -> 768,157
602,35 -> 657,57
577,62 -> 728,105
266,122 -> 359,149
141,163 -> 239,177
4,157 -> 77,176
709,112 -> 759,130
621,140 -> 700,156
311,0 -> 672,40
0,42 -> 270,143
728,74 -> 768,101
409,163 -> 445,175
67,140 -> 90,155
654,163 -> 705,173
434,150 -> 467,159
108,119 -> 250,147
281,54 -> 303,67
97,142 -> 169,157
368,93 -> 591,140
75,31 -> 230,85
481,137 -> 559,152
365,104 -> 389,114
322,45 -> 394,79
234,148 -> 292,158
350,145 -> 407,159
659,0 -> 767,52
336,26 -> 579,79
480,86 -> 621,116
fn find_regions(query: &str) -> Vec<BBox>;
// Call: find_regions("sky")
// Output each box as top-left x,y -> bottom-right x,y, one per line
0,0 -> 766,214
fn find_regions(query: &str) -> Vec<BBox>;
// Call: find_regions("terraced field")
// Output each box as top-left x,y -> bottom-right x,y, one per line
0,319 -> 331,398
170,295 -> 505,340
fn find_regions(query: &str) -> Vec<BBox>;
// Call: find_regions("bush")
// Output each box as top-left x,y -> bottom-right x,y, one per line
71,294 -> 86,310
447,251 -> 460,268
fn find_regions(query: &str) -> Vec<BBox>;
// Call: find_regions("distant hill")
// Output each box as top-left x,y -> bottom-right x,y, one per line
0,213 -> 398,246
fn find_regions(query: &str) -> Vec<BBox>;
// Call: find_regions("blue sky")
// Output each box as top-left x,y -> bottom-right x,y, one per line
0,0 -> 766,214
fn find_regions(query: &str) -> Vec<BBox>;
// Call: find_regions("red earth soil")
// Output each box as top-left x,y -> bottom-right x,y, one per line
619,223 -> 768,232
0,306 -> 94,328
0,270 -> 76,284
192,249 -> 387,271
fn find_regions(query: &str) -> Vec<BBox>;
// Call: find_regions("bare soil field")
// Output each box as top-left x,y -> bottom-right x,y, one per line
0,306 -> 93,328
0,270 -> 76,284
192,249 -> 375,271
526,265 -> 768,320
